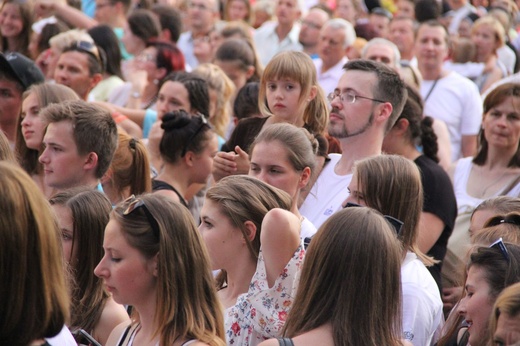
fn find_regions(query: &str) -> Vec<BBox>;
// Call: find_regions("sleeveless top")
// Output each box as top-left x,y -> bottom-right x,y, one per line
152,179 -> 189,207
278,338 -> 295,346
116,323 -> 199,346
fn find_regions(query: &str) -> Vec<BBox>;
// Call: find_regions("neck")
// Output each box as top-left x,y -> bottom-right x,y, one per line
132,296 -> 159,346
142,83 -> 158,105
192,25 -> 212,37
270,114 -> 305,128
485,146 -> 518,169
276,23 -> 293,41
394,140 -> 422,161
302,45 -> 318,57
336,133 -> 383,174
6,37 -> 20,52
420,66 -> 445,81
56,178 -> 99,194
322,58 -> 342,73
222,253 -> 257,307
400,50 -> 414,61
156,163 -> 190,197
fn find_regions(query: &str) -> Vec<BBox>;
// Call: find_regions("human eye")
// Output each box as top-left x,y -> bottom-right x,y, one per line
249,164 -> 259,172
157,94 -> 165,102
110,256 -> 121,263
490,110 -> 501,117
61,231 -> 72,241
0,89 -> 11,97
494,340 -> 505,346
508,113 -> 520,121
267,83 -> 276,91
285,84 -> 295,91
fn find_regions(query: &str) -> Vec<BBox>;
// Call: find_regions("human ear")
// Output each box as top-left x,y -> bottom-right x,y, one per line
299,166 -> 311,189
307,85 -> 318,102
242,220 -> 257,243
84,152 -> 99,172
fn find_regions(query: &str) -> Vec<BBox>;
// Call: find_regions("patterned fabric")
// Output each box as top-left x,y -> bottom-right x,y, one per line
225,242 -> 305,346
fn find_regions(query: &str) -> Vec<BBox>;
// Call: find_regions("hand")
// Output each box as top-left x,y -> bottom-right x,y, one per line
34,0 -> 58,18
442,286 -> 462,312
127,70 -> 148,93
147,121 -> 164,158
212,151 -> 237,182
234,146 -> 250,175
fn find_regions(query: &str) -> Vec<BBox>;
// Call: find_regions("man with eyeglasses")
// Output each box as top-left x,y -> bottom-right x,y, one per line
298,7 -> 330,59
177,0 -> 220,69
313,18 -> 356,96
299,59 -> 407,229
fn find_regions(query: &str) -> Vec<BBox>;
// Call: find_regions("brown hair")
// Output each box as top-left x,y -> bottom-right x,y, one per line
283,207 -> 403,346
0,161 -> 69,345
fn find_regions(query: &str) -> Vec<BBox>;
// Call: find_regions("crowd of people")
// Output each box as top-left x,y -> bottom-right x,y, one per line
2,0 -> 520,345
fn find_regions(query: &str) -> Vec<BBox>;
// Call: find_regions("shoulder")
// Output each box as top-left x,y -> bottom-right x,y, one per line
104,321 -> 133,346
258,339 -> 281,346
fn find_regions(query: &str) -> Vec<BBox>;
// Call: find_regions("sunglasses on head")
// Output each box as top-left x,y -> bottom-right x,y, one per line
74,40 -> 102,66
123,195 -> 160,239
490,237 -> 510,262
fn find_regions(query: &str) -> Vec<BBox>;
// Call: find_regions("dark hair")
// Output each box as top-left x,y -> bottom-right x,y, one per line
49,187 -> 112,334
233,82 -> 260,120
151,4 -> 182,43
395,85 -> 439,162
127,9 -> 161,44
160,72 -> 210,117
470,244 -> 520,299
474,83 -> 520,167
88,25 -> 124,79
147,40 -> 185,76
159,110 -> 213,163
415,0 -> 441,22
215,38 -> 258,82
35,21 -> 70,58
343,59 -> 407,132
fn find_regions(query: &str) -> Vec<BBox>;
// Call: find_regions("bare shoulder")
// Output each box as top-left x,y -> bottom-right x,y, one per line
402,340 -> 414,346
104,320 -> 132,346
258,339 -> 280,346
94,297 -> 130,345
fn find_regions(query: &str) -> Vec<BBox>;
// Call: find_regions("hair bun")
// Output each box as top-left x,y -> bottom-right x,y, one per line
161,110 -> 192,131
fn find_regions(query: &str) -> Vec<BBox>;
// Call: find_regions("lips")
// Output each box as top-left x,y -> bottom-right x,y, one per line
273,103 -> 285,109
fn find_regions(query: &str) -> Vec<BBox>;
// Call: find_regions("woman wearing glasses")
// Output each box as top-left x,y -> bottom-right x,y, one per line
259,207 -> 407,346
95,193 -> 226,346
151,110 -> 218,209
344,154 -> 444,346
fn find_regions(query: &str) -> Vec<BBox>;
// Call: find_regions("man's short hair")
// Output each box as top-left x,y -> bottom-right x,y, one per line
343,59 -> 407,132
62,41 -> 104,76
323,18 -> 357,48
361,37 -> 401,68
416,20 -> 449,45
40,100 -> 118,179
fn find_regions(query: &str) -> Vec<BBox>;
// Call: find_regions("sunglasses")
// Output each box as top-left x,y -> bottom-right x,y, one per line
74,40 -> 102,66
181,113 -> 208,157
123,195 -> 160,239
490,237 -> 510,262
303,203 -> 404,249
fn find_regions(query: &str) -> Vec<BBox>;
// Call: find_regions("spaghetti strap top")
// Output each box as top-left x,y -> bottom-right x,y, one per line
151,179 -> 189,207
116,324 -> 198,346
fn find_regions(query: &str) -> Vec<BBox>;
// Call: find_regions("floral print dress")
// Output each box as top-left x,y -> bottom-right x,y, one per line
225,241 -> 305,346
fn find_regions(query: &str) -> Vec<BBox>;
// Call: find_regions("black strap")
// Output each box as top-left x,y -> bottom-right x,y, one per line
278,338 -> 295,346
423,77 -> 440,103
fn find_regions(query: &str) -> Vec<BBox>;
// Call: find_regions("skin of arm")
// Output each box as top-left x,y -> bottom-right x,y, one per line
417,212 -> 445,254
35,0 -> 98,29
461,135 -> 478,158
260,208 -> 301,287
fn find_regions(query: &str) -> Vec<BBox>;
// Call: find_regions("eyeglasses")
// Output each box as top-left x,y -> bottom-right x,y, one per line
74,40 -> 102,66
327,90 -> 387,104
344,202 -> 404,235
301,20 -> 322,30
136,52 -> 155,63
123,195 -> 160,240
303,203 -> 404,249
181,113 -> 208,157
490,237 -> 510,262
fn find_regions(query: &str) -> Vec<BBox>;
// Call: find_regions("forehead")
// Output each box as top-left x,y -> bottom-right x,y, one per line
0,78 -> 23,95
417,25 -> 447,41
366,44 -> 394,58
160,81 -> 189,96
45,121 -> 75,142
306,9 -> 328,22
321,25 -> 345,38
58,51 -> 90,68
390,18 -> 414,30
337,69 -> 376,91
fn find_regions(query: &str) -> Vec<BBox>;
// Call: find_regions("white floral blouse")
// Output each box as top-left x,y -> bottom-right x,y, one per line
224,242 -> 305,346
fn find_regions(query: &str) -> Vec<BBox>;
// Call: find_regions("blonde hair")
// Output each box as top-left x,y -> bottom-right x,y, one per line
194,63 -> 235,138
259,51 -> 328,135
471,16 -> 505,53
490,282 -> 520,338
49,29 -> 94,53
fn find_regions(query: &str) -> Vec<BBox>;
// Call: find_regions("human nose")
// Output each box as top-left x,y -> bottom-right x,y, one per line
39,147 -> 49,164
94,255 -> 107,278
21,116 -> 30,127
457,296 -> 467,316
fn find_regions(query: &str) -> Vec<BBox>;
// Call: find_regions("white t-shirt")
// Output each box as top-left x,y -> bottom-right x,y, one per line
421,71 -> 482,162
300,216 -> 317,239
299,154 -> 352,229
313,56 -> 348,96
46,325 -> 76,346
401,252 -> 444,346
254,21 -> 303,66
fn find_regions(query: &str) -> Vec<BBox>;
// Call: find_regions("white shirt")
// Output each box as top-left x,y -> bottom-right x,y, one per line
313,56 -> 348,95
299,154 -> 352,229
420,71 -> 482,162
254,21 -> 303,66
177,31 -> 198,69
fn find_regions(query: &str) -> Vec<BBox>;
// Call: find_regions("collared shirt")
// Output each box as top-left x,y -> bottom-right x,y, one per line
254,21 -> 303,66
178,31 -> 198,69
313,56 -> 348,95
